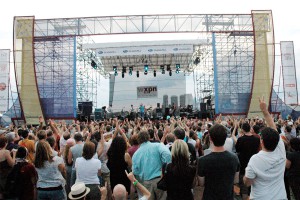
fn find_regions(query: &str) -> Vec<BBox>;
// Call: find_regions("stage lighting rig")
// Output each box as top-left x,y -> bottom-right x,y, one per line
144,65 -> 148,75
166,64 -> 171,71
91,60 -> 97,69
122,66 -> 126,73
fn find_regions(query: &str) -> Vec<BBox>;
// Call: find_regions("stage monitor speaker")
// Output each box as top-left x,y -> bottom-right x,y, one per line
200,103 -> 207,112
78,102 -> 83,112
94,108 -> 102,120
81,101 -> 93,116
207,99 -> 211,106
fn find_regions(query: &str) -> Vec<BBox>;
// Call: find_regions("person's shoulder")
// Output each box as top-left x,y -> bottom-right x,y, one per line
91,157 -> 101,163
53,155 -> 64,163
187,142 -> 195,149
22,162 -> 36,171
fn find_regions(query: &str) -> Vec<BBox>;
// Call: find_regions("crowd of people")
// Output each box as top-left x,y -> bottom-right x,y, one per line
0,97 -> 299,200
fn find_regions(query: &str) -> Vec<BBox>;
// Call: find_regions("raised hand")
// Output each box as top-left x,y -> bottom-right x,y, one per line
259,96 -> 268,113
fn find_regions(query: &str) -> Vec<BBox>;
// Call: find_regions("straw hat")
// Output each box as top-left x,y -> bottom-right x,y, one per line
68,182 -> 90,200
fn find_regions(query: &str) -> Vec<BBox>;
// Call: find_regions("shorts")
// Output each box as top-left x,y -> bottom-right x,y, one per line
239,174 -> 251,195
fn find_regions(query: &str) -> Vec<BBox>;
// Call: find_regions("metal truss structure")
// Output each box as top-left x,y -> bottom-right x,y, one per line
76,37 -> 108,109
13,11 -> 275,121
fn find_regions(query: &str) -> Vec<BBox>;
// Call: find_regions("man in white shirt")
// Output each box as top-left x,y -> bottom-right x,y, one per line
243,96 -> 287,200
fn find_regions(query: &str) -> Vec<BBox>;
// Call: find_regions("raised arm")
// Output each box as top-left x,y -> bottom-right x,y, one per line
259,96 -> 276,130
126,171 -> 151,199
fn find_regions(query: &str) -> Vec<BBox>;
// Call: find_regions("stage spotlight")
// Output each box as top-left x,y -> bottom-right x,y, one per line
169,70 -> 172,76
154,70 -> 156,77
144,65 -> 149,72
166,64 -> 171,71
129,66 -> 133,76
137,70 -> 139,77
122,66 -> 126,73
194,57 -> 200,65
176,68 -> 180,74
91,60 -> 97,69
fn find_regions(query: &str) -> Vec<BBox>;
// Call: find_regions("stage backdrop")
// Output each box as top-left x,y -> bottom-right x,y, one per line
110,72 -> 186,111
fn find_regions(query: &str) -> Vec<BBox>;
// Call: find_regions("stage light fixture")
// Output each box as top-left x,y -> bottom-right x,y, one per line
176,64 -> 180,69
194,57 -> 200,65
91,60 -> 97,69
136,70 -> 139,77
129,66 -> 133,76
169,70 -> 172,76
113,66 -> 117,71
154,70 -> 156,77
144,65 -> 149,72
166,64 -> 171,71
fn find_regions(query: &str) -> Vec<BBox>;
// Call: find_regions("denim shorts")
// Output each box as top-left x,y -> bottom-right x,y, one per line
37,188 -> 66,200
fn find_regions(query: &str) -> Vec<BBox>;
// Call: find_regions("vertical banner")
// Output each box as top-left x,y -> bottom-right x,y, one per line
280,41 -> 298,105
0,49 -> 10,112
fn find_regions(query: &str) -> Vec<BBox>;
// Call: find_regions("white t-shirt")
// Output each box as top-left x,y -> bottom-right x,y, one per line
224,137 -> 234,152
245,138 -> 287,200
75,157 -> 101,185
59,137 -> 67,157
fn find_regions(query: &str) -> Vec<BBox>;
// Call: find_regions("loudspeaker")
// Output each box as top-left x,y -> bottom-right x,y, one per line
207,99 -> 211,106
157,103 -> 160,108
81,101 -> 93,116
78,102 -> 83,112
94,108 -> 102,120
164,108 -> 170,117
200,103 -> 207,112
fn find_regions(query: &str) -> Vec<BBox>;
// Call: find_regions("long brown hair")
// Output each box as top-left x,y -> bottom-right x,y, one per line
64,144 -> 72,165
34,141 -> 53,168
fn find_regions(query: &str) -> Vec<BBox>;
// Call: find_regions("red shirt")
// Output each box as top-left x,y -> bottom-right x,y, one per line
128,145 -> 139,158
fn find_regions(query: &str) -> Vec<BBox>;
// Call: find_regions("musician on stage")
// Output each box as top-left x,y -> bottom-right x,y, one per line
170,102 -> 177,117
129,105 -> 135,121
139,103 -> 145,120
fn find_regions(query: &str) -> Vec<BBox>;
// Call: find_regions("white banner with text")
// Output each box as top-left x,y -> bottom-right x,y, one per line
280,41 -> 298,105
0,49 -> 10,112
97,44 -> 193,57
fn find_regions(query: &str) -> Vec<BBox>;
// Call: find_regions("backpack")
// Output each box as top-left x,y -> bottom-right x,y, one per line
4,162 -> 28,198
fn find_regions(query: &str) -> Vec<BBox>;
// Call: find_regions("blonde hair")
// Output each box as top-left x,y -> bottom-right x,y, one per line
171,140 -> 189,162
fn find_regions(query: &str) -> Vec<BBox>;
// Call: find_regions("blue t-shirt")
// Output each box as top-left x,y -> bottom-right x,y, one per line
139,106 -> 145,113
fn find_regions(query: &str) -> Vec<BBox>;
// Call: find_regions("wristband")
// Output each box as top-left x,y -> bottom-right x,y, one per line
133,180 -> 138,186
